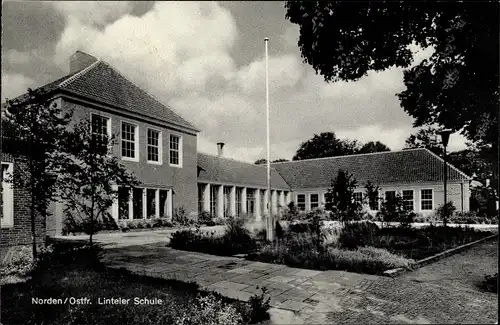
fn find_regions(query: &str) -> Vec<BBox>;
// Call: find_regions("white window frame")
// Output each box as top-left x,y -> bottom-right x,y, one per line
1,162 -> 14,228
169,134 -> 183,167
402,189 -> 414,211
310,193 -> 319,210
90,113 -> 112,155
421,189 -> 434,211
147,127 -> 162,165
297,194 -> 306,211
121,121 -> 139,162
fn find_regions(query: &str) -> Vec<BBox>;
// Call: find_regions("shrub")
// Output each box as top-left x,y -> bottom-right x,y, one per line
337,221 -> 379,249
198,211 -> 214,226
436,201 -> 457,224
1,246 -> 34,277
481,273 -> 498,293
275,220 -> 284,239
246,287 -> 271,323
175,293 -> 243,325
136,221 -> 145,229
281,201 -> 300,221
173,206 -> 190,226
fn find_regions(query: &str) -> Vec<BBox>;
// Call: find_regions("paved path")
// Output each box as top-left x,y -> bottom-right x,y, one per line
103,243 -> 498,324
402,238 -> 498,293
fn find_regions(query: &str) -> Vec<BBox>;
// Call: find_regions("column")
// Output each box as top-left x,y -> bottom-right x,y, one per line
230,186 -> 236,217
217,185 -> 224,218
241,187 -> 247,215
279,191 -> 285,216
167,189 -> 173,220
203,183 -> 210,212
155,189 -> 160,218
255,189 -> 262,221
111,185 -> 119,221
271,190 -> 278,216
128,189 -> 134,220
142,188 -> 147,219
263,189 -> 270,216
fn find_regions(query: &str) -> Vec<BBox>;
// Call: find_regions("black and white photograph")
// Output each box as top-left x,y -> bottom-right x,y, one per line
1,1 -> 499,324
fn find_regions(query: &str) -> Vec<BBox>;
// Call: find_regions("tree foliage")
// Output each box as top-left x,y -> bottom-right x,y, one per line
285,1 -> 498,186
60,118 -> 139,245
358,141 -> 390,154
3,89 -> 73,258
254,158 -> 289,165
324,170 -> 360,223
293,132 -> 360,160
404,126 -> 442,155
364,181 -> 381,211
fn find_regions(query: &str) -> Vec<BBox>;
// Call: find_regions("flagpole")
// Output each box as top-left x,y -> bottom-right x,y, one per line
265,37 -> 274,242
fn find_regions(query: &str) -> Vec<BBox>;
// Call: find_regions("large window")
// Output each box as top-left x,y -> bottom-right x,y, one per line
297,194 -> 306,211
310,193 -> 319,210
169,134 -> 182,166
210,185 -> 218,217
224,186 -> 231,217
118,187 -> 170,220
353,192 -> 363,205
147,128 -> 161,163
132,188 -> 143,219
261,190 -> 266,216
402,190 -> 414,211
121,122 -> 138,160
247,189 -> 255,216
118,187 -> 130,220
236,188 -> 242,217
91,114 -> 110,151
1,162 -> 13,228
146,189 -> 156,218
198,184 -> 205,214
421,189 -> 433,210
369,193 -> 379,211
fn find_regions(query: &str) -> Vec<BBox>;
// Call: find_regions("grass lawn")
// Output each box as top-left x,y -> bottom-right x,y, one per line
1,242 -> 268,325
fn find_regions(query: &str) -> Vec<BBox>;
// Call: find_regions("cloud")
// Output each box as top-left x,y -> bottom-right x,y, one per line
1,72 -> 37,100
235,54 -> 304,94
52,1 -> 134,27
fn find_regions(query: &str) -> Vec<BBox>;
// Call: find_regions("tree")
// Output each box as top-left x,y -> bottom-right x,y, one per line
285,1 -> 498,190
293,132 -> 360,160
60,118 -> 139,246
324,170 -> 360,223
364,181 -> 381,211
358,141 -> 390,154
404,126 -> 442,155
3,88 -> 73,258
254,158 -> 289,165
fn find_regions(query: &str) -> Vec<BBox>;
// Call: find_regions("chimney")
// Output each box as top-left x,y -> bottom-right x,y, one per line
217,142 -> 225,157
70,51 -> 98,73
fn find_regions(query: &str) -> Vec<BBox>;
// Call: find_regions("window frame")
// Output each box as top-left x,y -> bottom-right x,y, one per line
121,121 -> 139,162
147,127 -> 162,165
402,190 -> 414,211
169,134 -> 183,167
297,194 -> 306,211
310,193 -> 319,210
421,189 -> 434,211
90,113 -> 112,145
1,162 -> 14,228
353,192 -> 363,205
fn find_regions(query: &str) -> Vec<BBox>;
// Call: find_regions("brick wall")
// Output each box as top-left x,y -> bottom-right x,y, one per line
1,152 -> 46,250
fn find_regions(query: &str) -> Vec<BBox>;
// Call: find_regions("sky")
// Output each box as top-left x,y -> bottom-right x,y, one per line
1,1 -> 468,162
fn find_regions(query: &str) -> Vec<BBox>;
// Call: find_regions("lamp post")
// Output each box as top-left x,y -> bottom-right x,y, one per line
439,129 -> 453,224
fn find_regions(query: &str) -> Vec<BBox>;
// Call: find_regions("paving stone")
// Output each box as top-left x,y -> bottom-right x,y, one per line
282,288 -> 315,300
277,299 -> 311,312
295,269 -> 322,278
227,267 -> 252,274
208,287 -> 253,302
268,275 -> 294,284
210,280 -> 249,291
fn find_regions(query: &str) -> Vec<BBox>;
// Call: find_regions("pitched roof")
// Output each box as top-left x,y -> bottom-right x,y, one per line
197,153 -> 291,190
271,148 -> 471,189
12,61 -> 198,132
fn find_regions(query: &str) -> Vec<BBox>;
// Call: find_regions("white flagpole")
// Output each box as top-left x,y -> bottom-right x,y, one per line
265,37 -> 274,241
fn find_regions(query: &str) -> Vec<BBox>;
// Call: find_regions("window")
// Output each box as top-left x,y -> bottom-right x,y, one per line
210,185 -> 218,217
132,188 -> 143,219
121,122 -> 138,160
297,194 -> 306,211
91,114 -> 110,151
353,192 -> 363,205
260,190 -> 266,216
1,162 -> 14,228
169,134 -> 182,166
198,184 -> 205,214
421,189 -> 433,210
385,191 -> 396,202
369,194 -> 379,211
159,190 -> 169,218
247,189 -> 255,216
236,188 -> 242,217
310,193 -> 319,210
147,128 -> 161,163
402,190 -> 414,211
146,189 -> 157,218
224,186 -> 231,217
118,187 -> 130,220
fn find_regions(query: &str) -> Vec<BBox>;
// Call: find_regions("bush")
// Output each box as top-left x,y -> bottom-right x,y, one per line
173,206 -> 190,226
175,293 -> 243,325
275,220 -> 284,239
252,242 -> 413,275
436,201 -> 457,224
1,246 -> 35,277
198,211 -> 214,226
246,287 -> 271,323
337,221 -> 379,249
481,273 -> 498,293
